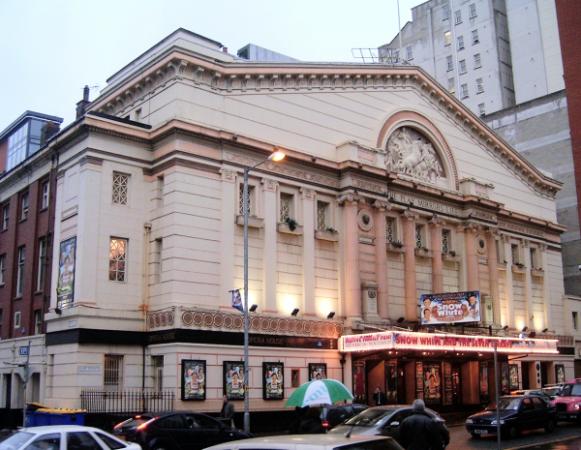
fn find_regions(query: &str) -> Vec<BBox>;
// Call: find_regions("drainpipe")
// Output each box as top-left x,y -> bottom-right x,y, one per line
142,223 -> 152,409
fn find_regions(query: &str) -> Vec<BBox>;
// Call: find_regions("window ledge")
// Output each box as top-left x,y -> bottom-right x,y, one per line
442,252 -> 460,262
235,214 -> 264,229
387,242 -> 405,253
531,268 -> 545,277
414,248 -> 432,258
512,264 -> 526,274
315,230 -> 338,242
277,222 -> 303,235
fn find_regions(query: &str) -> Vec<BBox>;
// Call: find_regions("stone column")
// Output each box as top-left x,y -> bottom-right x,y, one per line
430,217 -> 443,293
487,230 -> 501,325
402,211 -> 417,321
464,224 -> 479,291
341,195 -> 362,320
503,236 -> 515,326
523,240 -> 534,328
262,178 -> 278,312
302,188 -> 316,316
374,201 -> 390,320
540,244 -> 552,330
456,225 -> 467,291
220,169 -> 237,307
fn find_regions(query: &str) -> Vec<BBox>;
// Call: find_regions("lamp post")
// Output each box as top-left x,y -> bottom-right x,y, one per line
242,149 -> 285,433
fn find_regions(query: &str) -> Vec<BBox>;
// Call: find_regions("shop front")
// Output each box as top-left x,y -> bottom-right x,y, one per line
341,330 -> 559,409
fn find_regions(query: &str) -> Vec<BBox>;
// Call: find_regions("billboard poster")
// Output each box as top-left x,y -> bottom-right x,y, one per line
423,363 -> 441,404
308,363 -> 327,381
57,237 -> 77,309
223,361 -> 245,400
181,360 -> 206,400
419,291 -> 480,325
263,362 -> 284,400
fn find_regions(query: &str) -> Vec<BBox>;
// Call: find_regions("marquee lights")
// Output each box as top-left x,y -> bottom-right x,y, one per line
339,330 -> 559,355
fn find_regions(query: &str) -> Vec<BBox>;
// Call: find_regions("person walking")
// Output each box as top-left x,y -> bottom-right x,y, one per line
373,386 -> 387,406
220,395 -> 235,428
399,399 -> 448,450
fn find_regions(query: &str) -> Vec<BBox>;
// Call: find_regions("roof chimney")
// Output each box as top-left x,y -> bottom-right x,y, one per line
76,85 -> 91,119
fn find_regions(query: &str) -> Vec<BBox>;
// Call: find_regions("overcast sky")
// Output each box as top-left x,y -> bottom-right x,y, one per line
0,0 -> 423,130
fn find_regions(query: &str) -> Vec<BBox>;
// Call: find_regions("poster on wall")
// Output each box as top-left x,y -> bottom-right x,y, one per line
555,364 -> 566,384
423,363 -> 442,404
509,364 -> 519,391
479,363 -> 489,403
415,362 -> 424,400
501,363 -> 510,394
224,361 -> 246,400
57,237 -> 77,309
443,362 -> 453,406
263,362 -> 284,400
308,363 -> 327,381
181,360 -> 206,401
419,291 -> 480,325
352,361 -> 366,403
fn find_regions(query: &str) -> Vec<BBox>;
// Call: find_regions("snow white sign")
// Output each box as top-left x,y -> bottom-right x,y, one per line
419,291 -> 480,325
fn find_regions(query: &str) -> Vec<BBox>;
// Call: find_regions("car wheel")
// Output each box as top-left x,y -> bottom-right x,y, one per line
545,419 -> 556,433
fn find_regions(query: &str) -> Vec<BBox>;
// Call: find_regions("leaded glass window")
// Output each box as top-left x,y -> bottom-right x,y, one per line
109,238 -> 128,282
280,193 -> 294,222
104,354 -> 124,391
112,172 -> 129,205
415,225 -> 424,249
442,229 -> 451,253
317,201 -> 329,230
386,217 -> 396,242
238,184 -> 255,215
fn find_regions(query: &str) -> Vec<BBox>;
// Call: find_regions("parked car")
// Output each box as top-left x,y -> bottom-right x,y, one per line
328,405 -> 449,447
510,389 -> 552,403
0,425 -> 141,450
114,412 -> 250,450
465,395 -> 556,439
541,384 -> 563,401
203,434 -> 404,450
291,404 -> 368,434
553,379 -> 581,421
113,415 -> 155,442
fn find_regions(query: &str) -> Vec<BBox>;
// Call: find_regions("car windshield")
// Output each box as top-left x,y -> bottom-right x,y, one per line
343,409 -> 393,427
0,432 -> 34,450
486,398 -> 521,411
560,384 -> 581,396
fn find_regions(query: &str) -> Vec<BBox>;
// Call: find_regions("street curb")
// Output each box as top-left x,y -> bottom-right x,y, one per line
504,432 -> 581,450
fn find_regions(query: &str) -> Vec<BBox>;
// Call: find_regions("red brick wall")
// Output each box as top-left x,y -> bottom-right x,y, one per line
556,0 -> 581,228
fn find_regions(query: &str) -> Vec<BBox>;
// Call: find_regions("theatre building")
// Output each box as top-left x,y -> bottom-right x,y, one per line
0,28 -> 573,424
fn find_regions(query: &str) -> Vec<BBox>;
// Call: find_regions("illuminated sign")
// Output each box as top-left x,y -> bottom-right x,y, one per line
419,291 -> 480,325
339,330 -> 559,355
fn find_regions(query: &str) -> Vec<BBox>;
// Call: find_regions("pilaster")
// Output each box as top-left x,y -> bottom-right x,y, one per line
464,223 -> 479,291
373,200 -> 390,319
302,188 -> 316,316
523,240 -> 534,328
220,169 -> 236,307
402,210 -> 417,321
262,178 -> 278,312
503,235 -> 515,326
539,244 -> 551,330
429,216 -> 443,294
339,194 -> 362,321
487,229 -> 500,325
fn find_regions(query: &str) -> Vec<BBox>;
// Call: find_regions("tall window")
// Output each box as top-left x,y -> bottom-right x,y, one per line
476,78 -> 484,94
13,311 -> 21,329
16,246 -> 25,297
34,309 -> 42,335
472,29 -> 480,45
474,53 -> 482,69
156,176 -> 164,208
109,238 -> 128,282
154,238 -> 163,284
40,180 -> 50,210
0,254 -> 5,285
280,193 -> 294,222
459,59 -> 467,74
112,172 -> 129,205
7,123 -> 28,171
104,354 -> 124,391
530,247 -> 539,269
446,55 -> 453,71
461,83 -> 469,99
386,217 -> 397,243
478,103 -> 486,116
238,184 -> 256,216
20,191 -> 29,221
415,225 -> 425,249
511,244 -> 521,264
573,311 -> 578,331
457,35 -> 464,51
447,77 -> 455,93
152,355 -> 164,391
442,229 -> 451,254
316,201 -> 330,231
36,238 -> 47,292
406,46 -> 413,60
454,9 -> 462,24
1,204 -> 8,231
469,3 -> 477,18
444,31 -> 452,46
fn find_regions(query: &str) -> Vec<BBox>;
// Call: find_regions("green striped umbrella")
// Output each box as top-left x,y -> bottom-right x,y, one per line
286,379 -> 353,407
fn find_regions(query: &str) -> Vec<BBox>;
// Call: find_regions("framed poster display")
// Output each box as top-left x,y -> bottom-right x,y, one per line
423,363 -> 442,405
352,361 -> 366,403
181,360 -> 206,400
415,362 -> 424,400
555,364 -> 566,384
501,363 -> 510,394
509,364 -> 519,391
308,363 -> 327,381
291,369 -> 300,388
223,361 -> 246,400
263,362 -> 284,400
57,237 -> 77,309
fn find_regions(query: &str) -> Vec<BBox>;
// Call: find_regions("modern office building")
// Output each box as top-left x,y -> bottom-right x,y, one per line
0,28 -> 573,427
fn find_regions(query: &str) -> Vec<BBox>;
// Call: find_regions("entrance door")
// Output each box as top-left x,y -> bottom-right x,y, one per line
2,373 -> 11,408
451,365 -> 461,405
385,362 -> 397,404
522,362 -> 530,389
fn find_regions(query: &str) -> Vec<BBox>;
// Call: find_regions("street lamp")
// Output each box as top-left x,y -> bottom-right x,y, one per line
242,149 -> 285,433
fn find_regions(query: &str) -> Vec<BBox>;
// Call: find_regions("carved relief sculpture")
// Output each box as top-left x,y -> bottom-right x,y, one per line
386,127 -> 445,185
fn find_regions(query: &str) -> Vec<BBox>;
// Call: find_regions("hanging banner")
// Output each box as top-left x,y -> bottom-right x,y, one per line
339,330 -> 559,355
57,237 -> 77,309
419,291 -> 480,325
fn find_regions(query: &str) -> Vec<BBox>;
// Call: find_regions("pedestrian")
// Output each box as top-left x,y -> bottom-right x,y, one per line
220,395 -> 235,428
373,386 -> 387,406
399,399 -> 448,450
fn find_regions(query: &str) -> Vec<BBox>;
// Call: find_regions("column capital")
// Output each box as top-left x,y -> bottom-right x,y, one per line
522,239 -> 530,248
462,221 -> 479,233
373,200 -> 391,211
402,209 -> 418,221
538,243 -> 547,252
429,214 -> 444,227
300,187 -> 316,200
486,227 -> 500,238
501,234 -> 512,243
261,178 -> 278,192
338,193 -> 363,206
220,168 -> 236,182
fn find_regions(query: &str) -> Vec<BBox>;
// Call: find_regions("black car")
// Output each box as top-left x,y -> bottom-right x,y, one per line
328,405 -> 449,447
113,412 -> 251,450
291,404 -> 368,433
465,395 -> 556,439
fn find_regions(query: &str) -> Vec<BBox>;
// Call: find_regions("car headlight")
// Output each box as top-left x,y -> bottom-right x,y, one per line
575,404 -> 581,411
465,419 -> 473,424
491,419 -> 505,425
